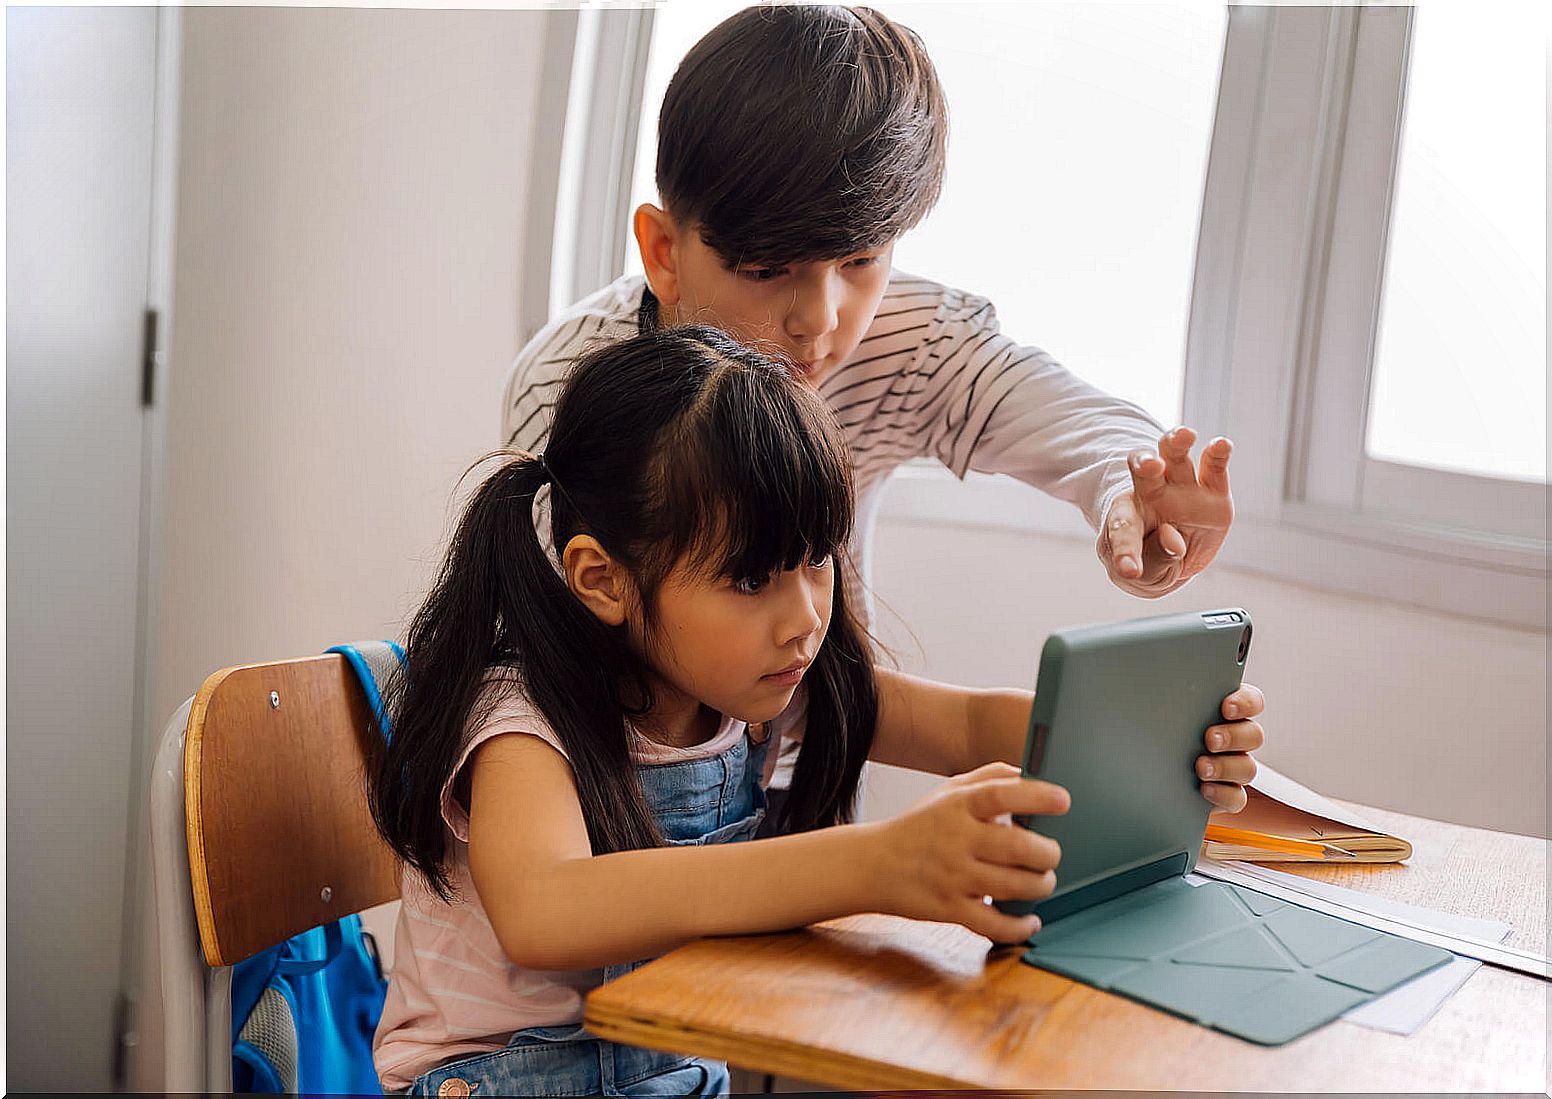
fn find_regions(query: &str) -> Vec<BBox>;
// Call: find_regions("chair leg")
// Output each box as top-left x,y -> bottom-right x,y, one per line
206,966 -> 233,1093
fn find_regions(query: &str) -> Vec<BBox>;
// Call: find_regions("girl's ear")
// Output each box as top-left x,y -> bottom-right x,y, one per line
633,203 -> 682,307
562,534 -> 630,627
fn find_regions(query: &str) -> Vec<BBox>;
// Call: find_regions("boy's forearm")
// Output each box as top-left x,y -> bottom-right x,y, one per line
493,821 -> 881,971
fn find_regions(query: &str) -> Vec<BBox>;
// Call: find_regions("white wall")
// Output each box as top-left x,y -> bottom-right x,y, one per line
131,9 -> 546,1087
155,7 -> 544,723
861,503 -> 1548,839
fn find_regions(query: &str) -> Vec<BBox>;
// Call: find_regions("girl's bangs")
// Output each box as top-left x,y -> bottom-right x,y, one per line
658,365 -> 854,584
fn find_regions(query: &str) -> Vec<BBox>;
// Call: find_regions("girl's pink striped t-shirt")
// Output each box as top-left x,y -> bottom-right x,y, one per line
372,671 -> 801,1090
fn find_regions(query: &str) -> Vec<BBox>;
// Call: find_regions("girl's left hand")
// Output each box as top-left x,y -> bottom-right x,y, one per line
1196,683 -> 1265,813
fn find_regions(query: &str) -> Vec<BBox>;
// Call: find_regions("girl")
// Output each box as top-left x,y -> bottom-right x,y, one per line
370,326 -> 1264,1097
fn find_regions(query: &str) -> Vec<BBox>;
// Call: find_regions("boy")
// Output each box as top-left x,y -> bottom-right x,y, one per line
503,5 -> 1257,810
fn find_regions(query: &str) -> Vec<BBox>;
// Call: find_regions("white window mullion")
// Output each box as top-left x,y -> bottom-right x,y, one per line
1183,6 -> 1348,522
1295,6 -> 1410,515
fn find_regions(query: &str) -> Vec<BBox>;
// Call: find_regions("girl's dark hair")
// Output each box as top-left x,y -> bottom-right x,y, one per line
370,326 -> 878,900
657,5 -> 947,264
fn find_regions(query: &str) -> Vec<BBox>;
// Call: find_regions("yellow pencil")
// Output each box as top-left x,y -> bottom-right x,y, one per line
1204,824 -> 1355,860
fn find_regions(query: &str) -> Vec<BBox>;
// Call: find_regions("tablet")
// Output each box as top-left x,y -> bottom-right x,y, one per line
997,608 -> 1252,923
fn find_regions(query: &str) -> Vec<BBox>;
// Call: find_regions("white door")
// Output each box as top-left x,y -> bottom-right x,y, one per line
6,8 -> 161,1089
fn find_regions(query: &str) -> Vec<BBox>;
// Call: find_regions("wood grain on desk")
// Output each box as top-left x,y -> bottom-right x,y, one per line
585,803 -> 1547,1092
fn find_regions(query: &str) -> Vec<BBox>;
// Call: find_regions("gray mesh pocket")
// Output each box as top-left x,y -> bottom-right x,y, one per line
238,985 -> 300,1091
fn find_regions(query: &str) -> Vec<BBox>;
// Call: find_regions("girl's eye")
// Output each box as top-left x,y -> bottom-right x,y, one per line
733,574 -> 769,595
808,554 -> 832,570
738,266 -> 786,283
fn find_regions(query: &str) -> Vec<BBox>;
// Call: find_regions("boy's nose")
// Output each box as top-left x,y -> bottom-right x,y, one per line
784,271 -> 840,343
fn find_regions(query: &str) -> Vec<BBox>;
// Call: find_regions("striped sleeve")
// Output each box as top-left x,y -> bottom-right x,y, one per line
500,278 -> 646,451
915,289 -> 1164,532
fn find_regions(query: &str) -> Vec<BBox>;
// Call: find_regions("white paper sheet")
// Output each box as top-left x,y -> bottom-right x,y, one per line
1249,760 -> 1385,833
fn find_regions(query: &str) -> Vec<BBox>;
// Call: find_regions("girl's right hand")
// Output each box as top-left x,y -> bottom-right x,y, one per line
863,761 -> 1069,943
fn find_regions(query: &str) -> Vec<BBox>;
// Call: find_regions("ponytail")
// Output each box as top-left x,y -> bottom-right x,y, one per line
369,454 -> 658,901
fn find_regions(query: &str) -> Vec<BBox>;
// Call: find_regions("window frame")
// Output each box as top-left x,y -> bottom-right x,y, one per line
536,4 -> 1547,631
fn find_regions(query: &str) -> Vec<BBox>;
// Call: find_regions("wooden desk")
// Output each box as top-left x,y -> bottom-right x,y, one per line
585,804 -> 1547,1091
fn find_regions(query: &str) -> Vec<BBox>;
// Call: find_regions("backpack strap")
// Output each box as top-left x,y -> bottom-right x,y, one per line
325,640 -> 407,742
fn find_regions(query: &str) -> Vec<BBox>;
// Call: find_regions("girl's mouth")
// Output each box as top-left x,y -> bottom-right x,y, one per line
761,661 -> 810,686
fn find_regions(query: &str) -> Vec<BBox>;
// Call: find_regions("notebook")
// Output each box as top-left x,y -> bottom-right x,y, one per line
1204,764 -> 1413,863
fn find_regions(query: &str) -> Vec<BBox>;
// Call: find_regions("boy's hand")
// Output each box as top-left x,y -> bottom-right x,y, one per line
1100,427 -> 1234,595
1197,683 -> 1265,812
867,762 -> 1069,944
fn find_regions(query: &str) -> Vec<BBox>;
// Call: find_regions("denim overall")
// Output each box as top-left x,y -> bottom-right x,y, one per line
406,729 -> 769,1098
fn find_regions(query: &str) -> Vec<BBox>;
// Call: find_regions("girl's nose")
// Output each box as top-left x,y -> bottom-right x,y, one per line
777,572 -> 827,646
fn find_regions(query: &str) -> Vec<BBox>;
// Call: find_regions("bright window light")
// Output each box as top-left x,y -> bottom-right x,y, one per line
1365,5 -> 1547,483
625,2 -> 1226,429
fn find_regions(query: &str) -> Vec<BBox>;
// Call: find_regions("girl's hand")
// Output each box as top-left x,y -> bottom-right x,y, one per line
1197,683 -> 1265,812
864,761 -> 1069,944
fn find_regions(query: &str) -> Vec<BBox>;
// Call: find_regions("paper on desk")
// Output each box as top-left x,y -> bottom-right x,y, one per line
1185,863 -> 1512,1035
1250,761 -> 1385,833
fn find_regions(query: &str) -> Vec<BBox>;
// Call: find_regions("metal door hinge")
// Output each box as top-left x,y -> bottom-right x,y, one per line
140,308 -> 160,407
111,989 -> 138,1088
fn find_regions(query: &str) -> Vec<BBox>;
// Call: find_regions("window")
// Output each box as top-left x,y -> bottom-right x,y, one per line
1186,6 -> 1545,627
548,3 -> 1547,629
1366,6 -> 1544,484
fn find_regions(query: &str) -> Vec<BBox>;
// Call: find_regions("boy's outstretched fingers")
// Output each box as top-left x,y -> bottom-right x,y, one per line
1159,426 -> 1198,485
1199,436 -> 1233,492
1104,484 -> 1147,578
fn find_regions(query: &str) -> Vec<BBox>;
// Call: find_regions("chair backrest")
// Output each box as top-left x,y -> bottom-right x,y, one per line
184,654 -> 400,968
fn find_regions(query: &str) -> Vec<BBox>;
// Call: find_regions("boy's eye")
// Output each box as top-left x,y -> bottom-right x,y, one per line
846,255 -> 880,269
738,265 -> 786,282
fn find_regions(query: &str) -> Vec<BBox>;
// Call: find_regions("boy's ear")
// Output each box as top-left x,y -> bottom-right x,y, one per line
633,203 -> 683,307
562,534 -> 630,627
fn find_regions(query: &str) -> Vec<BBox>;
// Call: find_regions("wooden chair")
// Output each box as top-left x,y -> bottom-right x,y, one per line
150,653 -> 400,1092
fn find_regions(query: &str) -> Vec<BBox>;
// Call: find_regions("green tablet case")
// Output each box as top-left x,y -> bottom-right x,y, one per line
1003,610 -> 1452,1045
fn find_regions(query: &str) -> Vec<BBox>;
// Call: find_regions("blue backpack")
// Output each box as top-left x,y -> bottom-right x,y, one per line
229,640 -> 405,1093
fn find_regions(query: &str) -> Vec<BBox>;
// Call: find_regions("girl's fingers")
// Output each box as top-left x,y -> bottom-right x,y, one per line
1157,521 -> 1187,559
966,777 -> 1071,821
958,898 -> 1042,945
1221,683 -> 1266,720
1204,718 -> 1264,753
1196,751 -> 1257,786
946,761 -> 1021,787
1200,781 -> 1249,813
1160,426 -> 1198,485
1198,436 -> 1233,493
971,865 -> 1058,905
976,820 -> 1062,872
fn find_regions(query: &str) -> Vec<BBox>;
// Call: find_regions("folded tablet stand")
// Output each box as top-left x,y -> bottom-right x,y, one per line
1020,874 -> 1452,1046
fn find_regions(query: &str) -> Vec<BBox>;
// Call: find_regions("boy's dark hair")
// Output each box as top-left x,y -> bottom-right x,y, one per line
370,326 -> 878,901
657,5 -> 947,264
